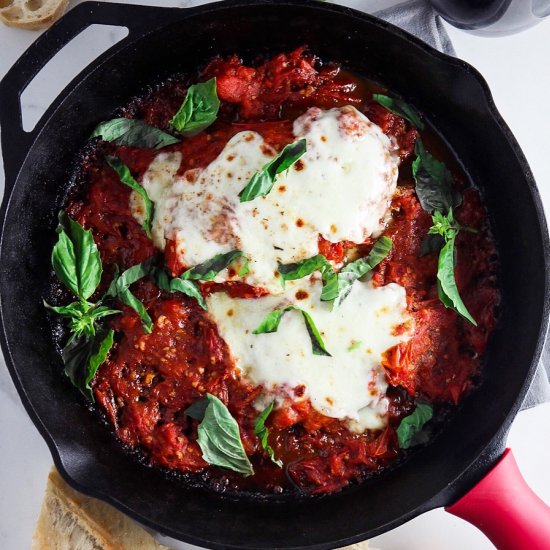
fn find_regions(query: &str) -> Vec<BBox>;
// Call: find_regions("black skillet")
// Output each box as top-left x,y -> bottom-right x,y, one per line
1,1 -> 550,548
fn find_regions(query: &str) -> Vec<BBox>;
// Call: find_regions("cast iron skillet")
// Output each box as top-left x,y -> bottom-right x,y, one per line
0,1 -> 549,548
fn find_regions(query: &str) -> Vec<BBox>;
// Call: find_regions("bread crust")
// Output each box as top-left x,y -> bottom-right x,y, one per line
0,0 -> 69,30
32,467 -> 172,550
33,468 -> 376,549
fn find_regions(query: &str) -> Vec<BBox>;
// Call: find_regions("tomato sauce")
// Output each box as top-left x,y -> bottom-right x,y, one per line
65,49 -> 498,495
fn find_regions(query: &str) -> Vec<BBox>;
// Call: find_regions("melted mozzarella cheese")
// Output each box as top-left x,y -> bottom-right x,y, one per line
132,106 -> 398,291
207,278 -> 412,432
131,106 -> 409,430
284,106 -> 398,244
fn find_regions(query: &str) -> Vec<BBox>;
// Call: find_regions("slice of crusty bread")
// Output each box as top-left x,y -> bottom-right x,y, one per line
0,0 -> 69,30
33,467 -> 376,550
32,467 -> 172,550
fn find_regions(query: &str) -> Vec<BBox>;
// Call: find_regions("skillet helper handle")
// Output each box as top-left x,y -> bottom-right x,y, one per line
446,448 -> 550,549
0,1 -> 177,187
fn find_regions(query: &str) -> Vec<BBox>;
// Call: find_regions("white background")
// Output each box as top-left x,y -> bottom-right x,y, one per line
0,1 -> 549,549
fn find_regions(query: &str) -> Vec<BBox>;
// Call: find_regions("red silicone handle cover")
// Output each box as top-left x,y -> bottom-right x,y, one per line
446,448 -> 550,549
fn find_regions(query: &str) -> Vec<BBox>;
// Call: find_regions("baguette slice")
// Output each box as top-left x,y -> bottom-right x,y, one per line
0,0 -> 69,30
33,467 -> 376,549
32,467 -> 172,550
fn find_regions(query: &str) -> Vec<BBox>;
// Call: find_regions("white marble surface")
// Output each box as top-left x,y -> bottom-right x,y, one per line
1,2 -> 549,549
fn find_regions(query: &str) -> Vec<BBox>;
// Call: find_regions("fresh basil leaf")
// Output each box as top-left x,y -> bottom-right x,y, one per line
185,397 -> 209,421
43,300 -> 85,318
119,289 -> 153,333
185,393 -> 254,476
428,209 -> 477,241
91,118 -> 180,149
278,254 -> 338,301
109,258 -> 155,294
319,264 -> 339,302
151,268 -> 171,292
412,140 -> 462,214
106,156 -> 154,238
169,279 -> 207,310
45,299 -> 94,339
87,329 -> 114,389
278,254 -> 338,302
238,258 -> 250,277
419,233 -> 445,257
52,212 -> 102,300
253,306 -> 291,334
437,237 -> 477,326
333,236 -> 392,307
182,251 -> 244,282
88,305 -> 121,321
150,267 -> 207,310
397,403 -> 433,449
170,78 -> 220,136
278,254 -> 327,286
348,340 -> 362,352
62,328 -> 114,401
372,94 -> 425,130
428,209 -> 461,241
301,309 -> 331,356
108,259 -> 155,333
239,139 -> 307,202
253,305 -> 331,357
254,402 -> 282,468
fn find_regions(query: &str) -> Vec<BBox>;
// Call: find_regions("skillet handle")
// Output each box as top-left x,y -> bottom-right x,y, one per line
446,448 -> 550,549
0,0 -> 178,190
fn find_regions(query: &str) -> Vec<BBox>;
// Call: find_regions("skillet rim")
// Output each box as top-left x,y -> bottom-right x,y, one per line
0,1 -> 549,548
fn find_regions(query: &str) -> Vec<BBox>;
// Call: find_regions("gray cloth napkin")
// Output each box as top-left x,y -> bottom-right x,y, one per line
368,0 -> 550,409
374,0 -> 456,55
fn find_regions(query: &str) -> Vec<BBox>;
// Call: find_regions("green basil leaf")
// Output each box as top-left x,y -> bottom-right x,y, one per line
348,340 -> 362,352
253,307 -> 291,334
397,403 -> 433,449
412,140 -> 462,214
44,298 -> 118,340
419,233 -> 445,257
169,278 -> 207,310
110,258 -> 155,293
170,78 -> 220,136
43,300 -> 85,318
301,309 -> 331,356
278,254 -> 328,286
437,237 -> 477,326
91,118 -> 180,149
185,397 -> 209,421
61,328 -> 114,401
239,139 -> 307,202
372,94 -> 425,130
428,209 -> 460,241
150,267 -> 207,310
106,156 -> 154,238
108,259 -> 155,333
253,305 -> 331,357
181,250 -> 244,282
88,305 -> 121,321
319,264 -> 339,302
118,288 -> 153,333
52,212 -> 102,300
87,329 -> 114,389
151,268 -> 171,292
238,258 -> 250,277
185,393 -> 254,476
278,254 -> 338,301
254,402 -> 282,468
334,236 -> 392,307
